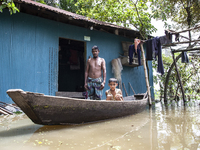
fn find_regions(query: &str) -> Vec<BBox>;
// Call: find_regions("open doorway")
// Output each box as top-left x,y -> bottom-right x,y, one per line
58,38 -> 85,95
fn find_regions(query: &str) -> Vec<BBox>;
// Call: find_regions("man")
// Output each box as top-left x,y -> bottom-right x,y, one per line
84,46 -> 106,100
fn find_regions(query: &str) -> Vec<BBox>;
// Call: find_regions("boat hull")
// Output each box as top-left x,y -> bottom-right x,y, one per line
7,89 -> 148,125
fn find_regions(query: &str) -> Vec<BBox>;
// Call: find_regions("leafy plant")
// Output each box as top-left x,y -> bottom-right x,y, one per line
153,51 -> 200,101
0,0 -> 19,14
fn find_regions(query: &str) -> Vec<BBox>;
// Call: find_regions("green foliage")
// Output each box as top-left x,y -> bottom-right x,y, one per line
0,0 -> 19,14
58,0 -> 156,39
150,0 -> 200,29
13,111 -> 23,114
58,0 -> 199,38
153,51 -> 200,101
33,0 -> 199,38
59,0 -> 78,13
36,0 -> 46,4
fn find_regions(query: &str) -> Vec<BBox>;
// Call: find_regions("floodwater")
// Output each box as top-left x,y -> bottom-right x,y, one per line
1,101 -> 200,150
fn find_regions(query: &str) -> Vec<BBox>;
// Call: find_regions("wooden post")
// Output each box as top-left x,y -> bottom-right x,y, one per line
171,50 -> 186,103
129,82 -> 136,95
123,83 -> 128,96
140,43 -> 152,105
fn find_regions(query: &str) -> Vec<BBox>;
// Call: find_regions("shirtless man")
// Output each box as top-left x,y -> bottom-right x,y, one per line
84,46 -> 106,100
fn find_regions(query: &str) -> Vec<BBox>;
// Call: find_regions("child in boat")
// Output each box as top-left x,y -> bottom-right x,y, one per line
105,78 -> 123,101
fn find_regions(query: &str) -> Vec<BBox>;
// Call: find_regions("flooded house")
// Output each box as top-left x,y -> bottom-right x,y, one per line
0,0 -> 154,103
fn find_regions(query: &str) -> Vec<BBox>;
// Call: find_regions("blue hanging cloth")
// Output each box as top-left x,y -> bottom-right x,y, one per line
181,52 -> 189,63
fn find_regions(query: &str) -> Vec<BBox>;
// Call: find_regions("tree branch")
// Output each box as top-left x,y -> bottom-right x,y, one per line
131,0 -> 146,39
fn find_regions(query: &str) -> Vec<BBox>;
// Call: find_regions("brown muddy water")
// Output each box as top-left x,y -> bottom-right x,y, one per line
0,101 -> 200,150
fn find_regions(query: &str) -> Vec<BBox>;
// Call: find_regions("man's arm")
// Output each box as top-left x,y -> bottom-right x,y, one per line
100,58 -> 106,90
84,59 -> 90,90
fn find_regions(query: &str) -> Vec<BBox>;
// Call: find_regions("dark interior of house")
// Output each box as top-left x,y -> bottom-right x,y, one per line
58,38 -> 85,92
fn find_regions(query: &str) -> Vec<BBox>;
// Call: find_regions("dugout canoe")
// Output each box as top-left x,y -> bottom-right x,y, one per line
6,89 -> 148,125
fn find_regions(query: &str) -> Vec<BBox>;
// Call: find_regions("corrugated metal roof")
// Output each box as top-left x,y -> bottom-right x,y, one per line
14,0 -> 141,39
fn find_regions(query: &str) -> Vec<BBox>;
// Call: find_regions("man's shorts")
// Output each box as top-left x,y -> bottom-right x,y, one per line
87,77 -> 103,100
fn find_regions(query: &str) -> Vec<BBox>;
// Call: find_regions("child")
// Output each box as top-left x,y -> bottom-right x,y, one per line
105,78 -> 123,101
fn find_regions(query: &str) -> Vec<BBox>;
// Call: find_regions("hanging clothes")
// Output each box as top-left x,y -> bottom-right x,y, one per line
146,37 -> 159,60
156,37 -> 164,75
111,58 -> 123,90
111,58 -> 123,81
146,39 -> 153,60
165,30 -> 173,42
134,39 -> 141,54
159,35 -> 172,45
175,33 -> 180,42
128,44 -> 141,66
173,32 -> 189,63
146,37 -> 164,75
181,52 -> 189,63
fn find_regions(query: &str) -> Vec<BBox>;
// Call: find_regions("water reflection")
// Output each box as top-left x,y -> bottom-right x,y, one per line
0,101 -> 200,150
25,111 -> 150,150
156,101 -> 200,150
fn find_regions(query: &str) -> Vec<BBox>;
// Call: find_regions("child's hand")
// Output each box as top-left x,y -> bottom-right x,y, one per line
106,94 -> 112,100
115,94 -> 123,101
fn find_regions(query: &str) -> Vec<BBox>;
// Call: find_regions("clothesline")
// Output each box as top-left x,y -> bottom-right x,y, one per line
139,26 -> 199,104
128,37 -> 165,75
161,39 -> 200,47
139,24 -> 200,44
128,27 -> 199,74
140,33 -> 200,49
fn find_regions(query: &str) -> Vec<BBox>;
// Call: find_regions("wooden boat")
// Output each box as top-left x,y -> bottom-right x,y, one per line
6,89 -> 148,125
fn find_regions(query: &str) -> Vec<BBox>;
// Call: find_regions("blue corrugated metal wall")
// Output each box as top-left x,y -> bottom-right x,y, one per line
0,10 -> 154,103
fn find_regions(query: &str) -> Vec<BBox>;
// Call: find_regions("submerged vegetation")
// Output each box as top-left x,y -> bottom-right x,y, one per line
13,111 -> 23,114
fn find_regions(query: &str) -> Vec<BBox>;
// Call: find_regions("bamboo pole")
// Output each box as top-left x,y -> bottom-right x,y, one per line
128,82 -> 136,95
172,47 -> 200,53
123,83 -> 128,96
140,43 -> 152,105
165,29 -> 199,43
166,25 -> 200,34
172,39 -> 200,45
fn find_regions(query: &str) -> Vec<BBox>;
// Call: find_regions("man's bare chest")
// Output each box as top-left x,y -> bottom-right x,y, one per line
90,58 -> 102,68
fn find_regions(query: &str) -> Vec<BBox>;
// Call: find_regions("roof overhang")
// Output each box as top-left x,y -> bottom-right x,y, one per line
13,0 -> 142,39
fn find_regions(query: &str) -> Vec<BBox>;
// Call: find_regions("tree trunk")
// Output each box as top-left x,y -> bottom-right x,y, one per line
140,43 -> 151,105
164,54 -> 182,103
